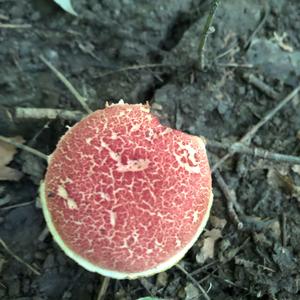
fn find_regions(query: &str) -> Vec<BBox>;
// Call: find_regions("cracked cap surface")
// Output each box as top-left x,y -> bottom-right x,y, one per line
40,102 -> 213,279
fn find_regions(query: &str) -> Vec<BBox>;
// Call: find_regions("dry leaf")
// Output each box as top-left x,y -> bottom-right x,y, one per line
267,168 -> 300,199
292,165 -> 300,176
0,136 -> 24,181
184,283 -> 200,300
210,215 -> 227,230
196,228 -> 222,265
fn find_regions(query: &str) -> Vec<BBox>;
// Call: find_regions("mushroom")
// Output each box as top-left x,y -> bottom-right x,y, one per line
40,101 -> 213,279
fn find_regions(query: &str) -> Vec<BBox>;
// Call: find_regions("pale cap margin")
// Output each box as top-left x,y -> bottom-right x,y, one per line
40,181 -> 213,280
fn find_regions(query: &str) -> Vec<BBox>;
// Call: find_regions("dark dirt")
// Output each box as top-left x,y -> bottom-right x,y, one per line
0,0 -> 300,299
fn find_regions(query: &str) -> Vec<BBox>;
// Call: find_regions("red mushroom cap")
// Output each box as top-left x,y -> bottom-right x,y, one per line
40,102 -> 212,279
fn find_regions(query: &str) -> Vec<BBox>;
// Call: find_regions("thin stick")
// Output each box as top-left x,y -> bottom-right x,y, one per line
139,278 -> 155,297
0,237 -> 41,275
15,107 -> 85,121
214,42 -> 239,61
232,143 -> 300,164
243,74 -> 280,100
0,23 -> 31,29
0,200 -> 34,211
40,55 -> 93,114
38,227 -> 49,242
244,1 -> 269,50
216,63 -> 253,68
214,170 -> 243,229
282,213 -> 287,248
0,135 -> 48,161
241,85 -> 300,144
97,277 -> 110,300
207,140 -> 300,165
176,264 -> 211,300
198,0 -> 221,69
98,63 -> 170,78
212,84 -> 300,171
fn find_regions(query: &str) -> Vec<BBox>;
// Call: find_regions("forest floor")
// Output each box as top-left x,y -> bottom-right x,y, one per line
0,0 -> 300,299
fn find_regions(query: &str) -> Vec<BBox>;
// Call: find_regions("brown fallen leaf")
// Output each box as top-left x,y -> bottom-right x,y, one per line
267,168 -> 300,200
0,136 -> 24,181
196,228 -> 222,265
210,215 -> 227,230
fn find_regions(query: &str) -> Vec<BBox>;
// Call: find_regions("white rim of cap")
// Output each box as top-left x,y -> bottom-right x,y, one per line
40,182 -> 213,279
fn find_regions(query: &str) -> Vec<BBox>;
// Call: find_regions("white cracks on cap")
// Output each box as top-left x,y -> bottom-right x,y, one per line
173,140 -> 205,174
193,211 -> 199,223
85,137 -> 93,144
129,123 -> 141,133
117,158 -> 150,172
111,132 -> 118,140
110,211 -> 117,227
146,249 -> 153,254
57,185 -> 78,210
99,192 -> 110,201
99,138 -> 150,172
175,238 -> 182,248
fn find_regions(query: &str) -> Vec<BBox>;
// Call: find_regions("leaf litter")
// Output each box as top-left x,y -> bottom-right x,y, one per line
0,136 -> 24,181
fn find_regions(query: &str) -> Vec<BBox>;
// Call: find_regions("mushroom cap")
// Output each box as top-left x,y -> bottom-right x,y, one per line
40,102 -> 213,279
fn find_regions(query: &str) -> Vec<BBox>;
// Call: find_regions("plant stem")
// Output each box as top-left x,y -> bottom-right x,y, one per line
198,0 -> 221,69
0,135 -> 48,161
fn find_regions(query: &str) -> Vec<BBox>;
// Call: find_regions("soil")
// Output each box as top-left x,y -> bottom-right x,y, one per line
0,0 -> 300,299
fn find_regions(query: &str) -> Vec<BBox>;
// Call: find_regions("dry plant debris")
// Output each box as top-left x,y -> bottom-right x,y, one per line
0,136 -> 24,181
196,228 -> 223,265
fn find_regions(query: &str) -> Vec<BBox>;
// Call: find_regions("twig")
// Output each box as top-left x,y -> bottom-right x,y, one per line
244,1 -> 270,50
98,63 -> 170,78
176,263 -> 211,300
0,200 -> 34,211
15,107 -> 85,122
198,0 -> 221,69
243,74 -> 280,100
0,135 -> 48,161
214,42 -> 239,61
62,270 -> 83,299
97,277 -> 110,300
212,84 -> 300,171
213,169 -> 243,229
216,63 -> 253,68
40,55 -> 93,114
235,257 -> 275,272
281,213 -> 287,247
240,85 -> 300,144
190,261 -> 218,277
207,140 -> 300,165
0,23 -> 31,29
232,143 -> 300,164
139,278 -> 155,297
38,227 -> 49,242
0,237 -> 41,275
